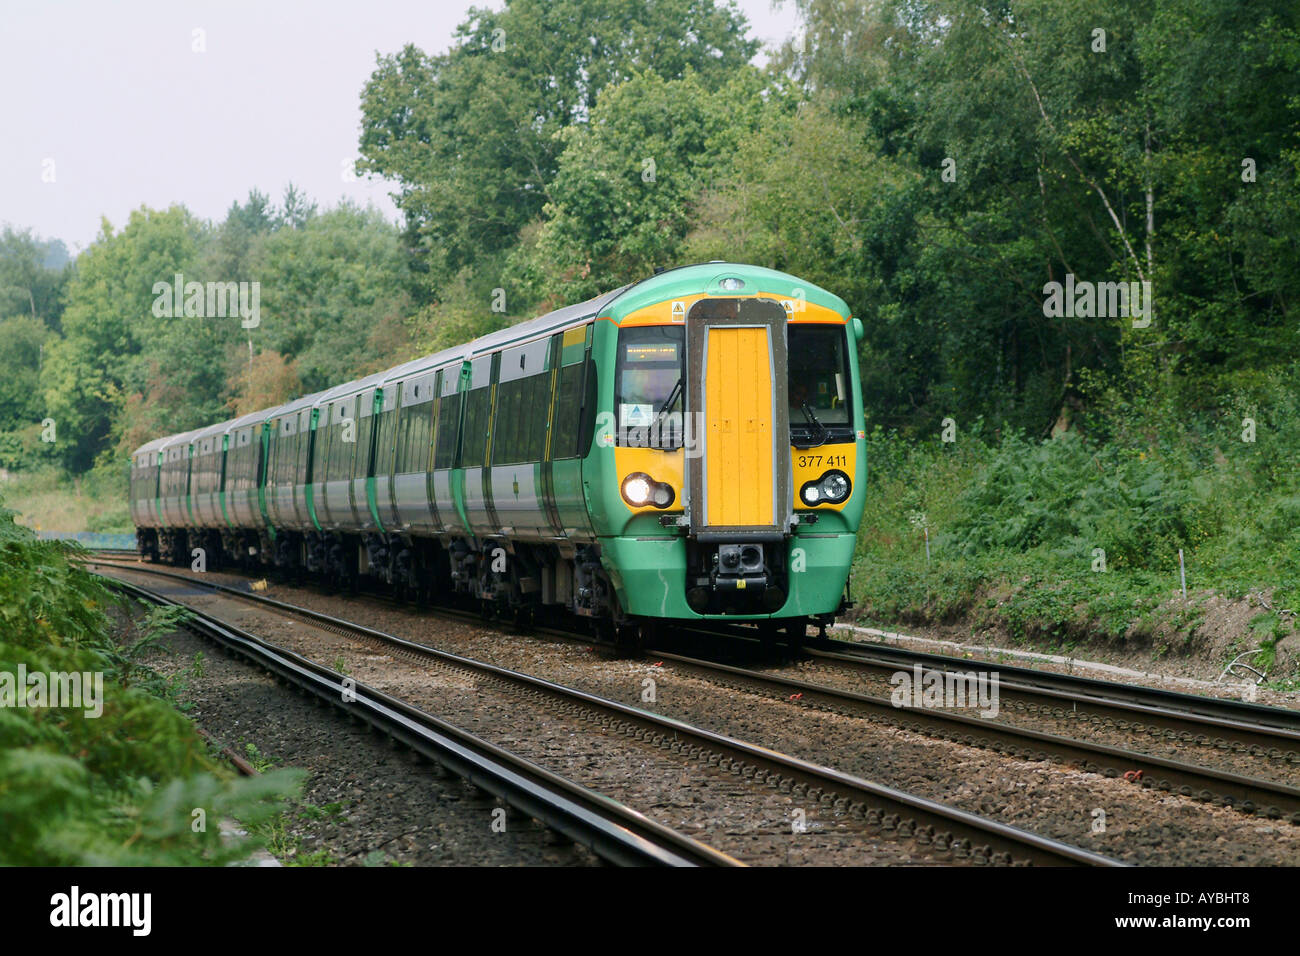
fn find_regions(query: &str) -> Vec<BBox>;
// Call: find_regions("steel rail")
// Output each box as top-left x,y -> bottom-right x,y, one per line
93,561 -> 1124,866
649,650 -> 1300,824
804,639 -> 1300,750
88,558 -> 1298,820
104,574 -> 740,868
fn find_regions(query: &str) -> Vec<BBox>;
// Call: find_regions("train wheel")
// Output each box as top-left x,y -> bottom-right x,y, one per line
613,623 -> 644,657
592,619 -> 615,647
785,620 -> 807,655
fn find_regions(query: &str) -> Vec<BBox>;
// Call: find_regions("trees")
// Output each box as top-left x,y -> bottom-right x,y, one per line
226,350 -> 303,418
41,207 -> 207,471
33,192 -> 413,472
9,0 -> 1299,477
521,68 -> 766,302
255,202 -> 414,392
0,227 -> 68,331
358,0 -> 758,292
768,0 -> 1300,432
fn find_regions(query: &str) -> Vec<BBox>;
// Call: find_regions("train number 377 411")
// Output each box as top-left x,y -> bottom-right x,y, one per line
797,454 -> 849,469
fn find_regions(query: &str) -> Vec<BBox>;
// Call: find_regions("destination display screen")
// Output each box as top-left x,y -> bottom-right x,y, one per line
624,343 -> 679,364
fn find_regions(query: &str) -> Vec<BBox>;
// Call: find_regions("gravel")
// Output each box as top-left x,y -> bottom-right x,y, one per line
102,563 -> 1300,865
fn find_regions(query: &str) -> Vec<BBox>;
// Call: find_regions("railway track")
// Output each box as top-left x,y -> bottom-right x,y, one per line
88,557 -> 1300,820
89,559 -> 1122,866
645,649 -> 1300,824
103,572 -> 739,868
806,637 -> 1300,738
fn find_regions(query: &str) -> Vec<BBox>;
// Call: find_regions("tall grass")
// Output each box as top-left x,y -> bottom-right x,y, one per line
852,364 -> 1300,666
0,463 -> 132,534
0,495 -> 300,864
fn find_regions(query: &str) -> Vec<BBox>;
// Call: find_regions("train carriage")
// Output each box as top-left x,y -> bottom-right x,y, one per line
223,408 -> 274,551
311,381 -> 366,533
129,262 -> 865,642
156,429 -> 204,533
263,390 -> 323,537
188,420 -> 232,531
128,437 -> 167,557
378,352 -> 463,537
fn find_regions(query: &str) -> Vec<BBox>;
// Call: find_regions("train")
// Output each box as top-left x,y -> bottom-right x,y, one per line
129,262 -> 866,645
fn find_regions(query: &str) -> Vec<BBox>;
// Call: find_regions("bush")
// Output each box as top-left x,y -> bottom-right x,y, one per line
0,495 -> 301,864
852,372 -> 1300,655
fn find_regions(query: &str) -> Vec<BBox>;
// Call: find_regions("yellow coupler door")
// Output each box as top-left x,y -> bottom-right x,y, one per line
686,297 -> 791,538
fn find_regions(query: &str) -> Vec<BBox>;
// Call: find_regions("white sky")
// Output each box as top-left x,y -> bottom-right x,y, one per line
1,0 -> 800,252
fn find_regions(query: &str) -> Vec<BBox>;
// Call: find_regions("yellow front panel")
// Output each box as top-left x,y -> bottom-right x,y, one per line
791,444 -> 857,511
615,446 -> 685,514
705,327 -> 773,526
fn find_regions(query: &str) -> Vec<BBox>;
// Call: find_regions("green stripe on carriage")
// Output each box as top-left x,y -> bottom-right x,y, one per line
366,476 -> 384,533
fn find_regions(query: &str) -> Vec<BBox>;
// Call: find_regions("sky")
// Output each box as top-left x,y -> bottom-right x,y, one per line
1,0 -> 800,253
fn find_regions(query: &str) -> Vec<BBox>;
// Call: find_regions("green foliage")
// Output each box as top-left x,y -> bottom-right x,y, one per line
41,206 -> 207,471
20,0 -> 1295,481
358,0 -> 758,289
0,496 -> 301,864
770,0 -> 1300,433
20,189 -> 414,476
852,369 -> 1300,658
521,68 -> 766,301
0,226 -> 68,330
257,203 -> 415,392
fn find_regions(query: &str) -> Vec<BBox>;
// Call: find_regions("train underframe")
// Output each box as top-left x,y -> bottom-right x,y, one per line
136,525 -> 826,650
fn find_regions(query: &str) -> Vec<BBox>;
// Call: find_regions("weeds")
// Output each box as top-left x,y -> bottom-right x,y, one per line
853,372 -> 1300,681
0,495 -> 302,864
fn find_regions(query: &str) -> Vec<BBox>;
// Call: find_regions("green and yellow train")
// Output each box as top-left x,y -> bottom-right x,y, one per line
129,262 -> 865,642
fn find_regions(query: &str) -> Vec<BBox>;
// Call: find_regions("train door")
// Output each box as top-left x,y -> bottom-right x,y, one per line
684,297 -> 792,538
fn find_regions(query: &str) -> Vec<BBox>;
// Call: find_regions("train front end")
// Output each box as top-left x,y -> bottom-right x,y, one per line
589,264 -> 865,633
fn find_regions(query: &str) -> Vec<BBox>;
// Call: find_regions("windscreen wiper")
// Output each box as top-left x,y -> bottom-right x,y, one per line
794,401 -> 830,449
655,377 -> 683,419
649,377 -> 683,448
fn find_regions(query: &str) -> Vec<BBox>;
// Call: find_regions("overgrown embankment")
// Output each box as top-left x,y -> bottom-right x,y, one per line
851,373 -> 1300,689
0,464 -> 132,535
0,495 -> 298,864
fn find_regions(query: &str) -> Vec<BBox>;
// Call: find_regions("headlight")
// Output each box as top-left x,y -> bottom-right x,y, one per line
622,473 -> 676,509
820,470 -> 850,502
801,469 -> 851,506
622,474 -> 652,506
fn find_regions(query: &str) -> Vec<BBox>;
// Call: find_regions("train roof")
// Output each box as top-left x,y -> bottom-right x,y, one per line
226,407 -> 276,432
266,389 -> 329,418
465,286 -> 633,357
130,427 -> 204,459
599,262 -> 852,321
379,346 -> 466,385
128,435 -> 170,460
298,347 -> 467,415
190,419 -> 234,443
313,372 -> 387,407
159,427 -> 208,453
